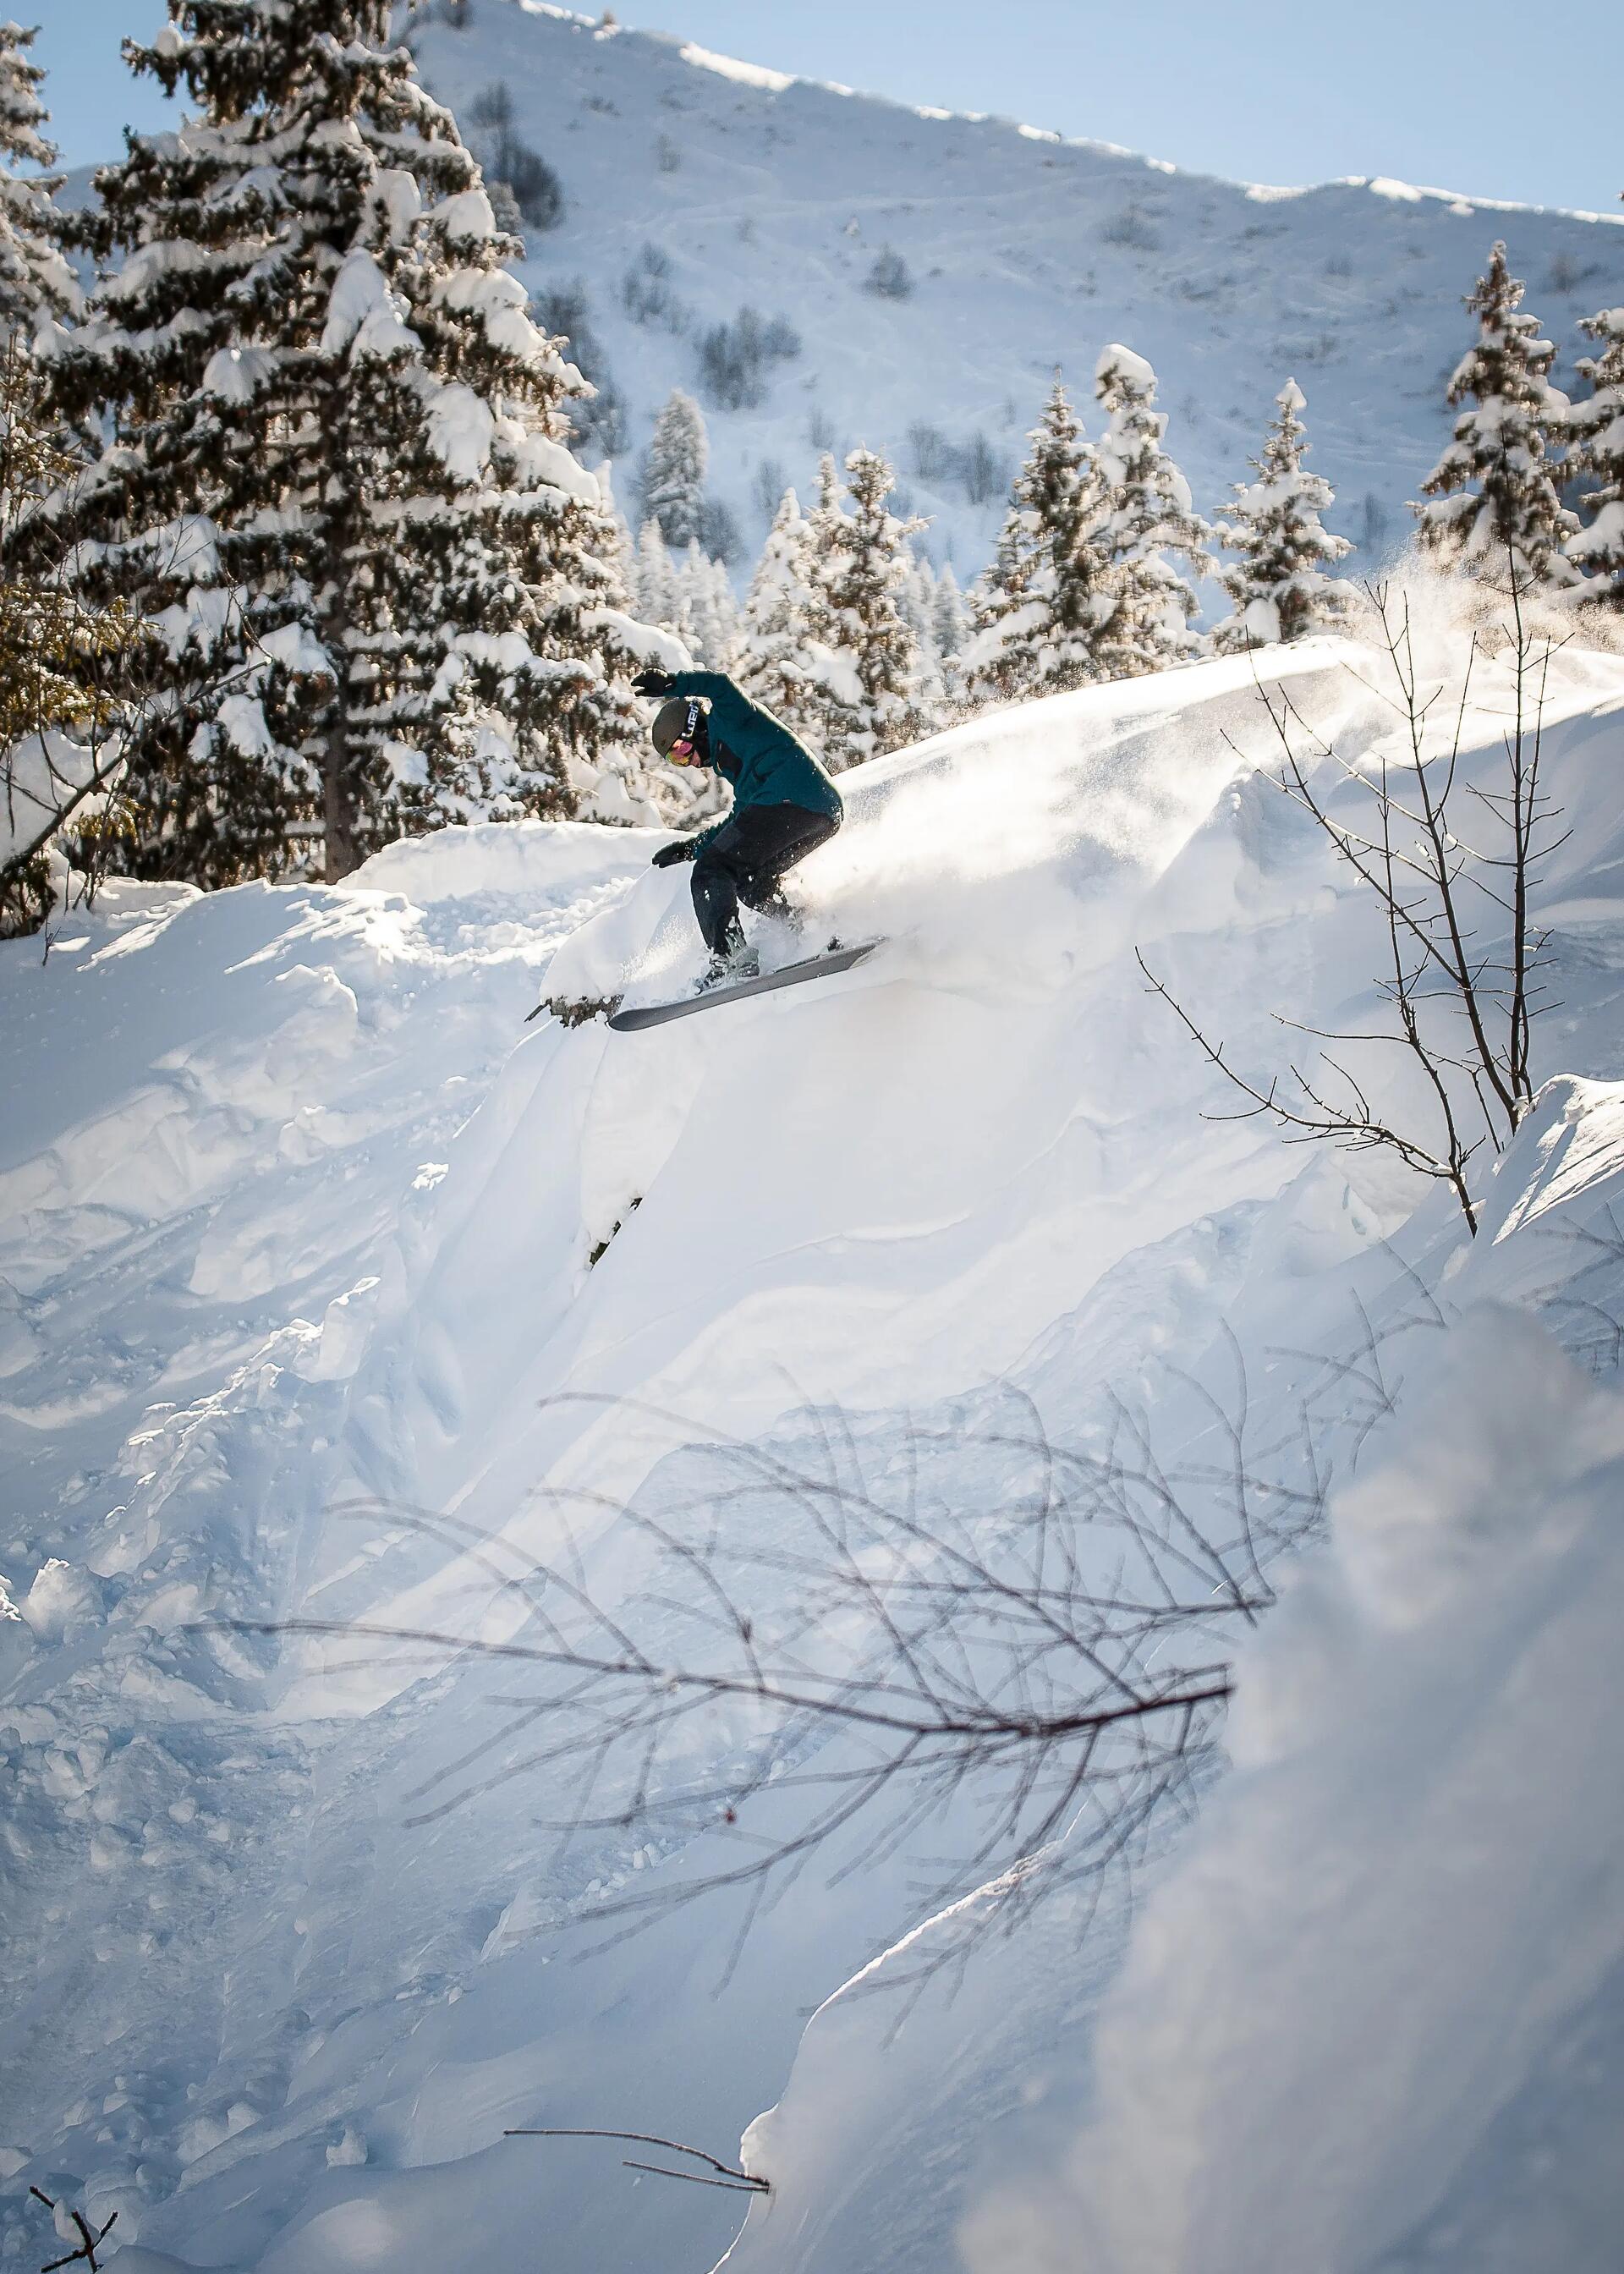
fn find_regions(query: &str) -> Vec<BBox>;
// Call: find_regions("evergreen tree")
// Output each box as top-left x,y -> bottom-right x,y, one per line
639,388 -> 709,551
596,456 -> 639,596
803,447 -> 930,770
1213,379 -> 1353,651
678,541 -> 742,667
629,521 -> 737,667
738,486 -> 825,735
0,21 -> 74,332
634,517 -> 683,634
894,547 -> 945,705
1414,241 -> 1574,590
1091,345 -> 1210,678
963,373 -> 1107,702
1563,295 -> 1624,608
931,562 -> 968,682
37,0 -> 647,884
0,343 -> 139,933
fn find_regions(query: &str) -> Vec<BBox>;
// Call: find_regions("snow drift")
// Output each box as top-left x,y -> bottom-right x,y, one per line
4,600 -> 1624,2273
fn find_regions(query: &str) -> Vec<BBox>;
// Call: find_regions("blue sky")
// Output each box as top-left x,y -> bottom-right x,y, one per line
36,0 -> 1624,215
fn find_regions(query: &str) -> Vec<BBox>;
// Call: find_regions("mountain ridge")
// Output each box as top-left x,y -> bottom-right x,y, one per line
574,9 -> 1624,222
400,0 -> 1624,579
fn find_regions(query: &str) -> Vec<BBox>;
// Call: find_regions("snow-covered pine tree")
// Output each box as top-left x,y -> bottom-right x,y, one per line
804,447 -> 930,770
738,486 -> 826,733
963,373 -> 1106,702
639,388 -> 709,551
0,342 -> 139,934
634,517 -> 683,634
0,20 -> 74,332
596,456 -> 639,600
38,0 -> 648,884
1091,345 -> 1210,679
788,454 -> 864,761
678,541 -> 742,668
1213,379 -> 1353,651
1414,241 -> 1575,591
896,548 -> 945,706
1563,295 -> 1624,608
932,563 -> 968,684
629,525 -> 733,658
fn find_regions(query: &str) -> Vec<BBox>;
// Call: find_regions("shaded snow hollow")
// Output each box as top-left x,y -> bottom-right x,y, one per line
4,614 -> 1624,2271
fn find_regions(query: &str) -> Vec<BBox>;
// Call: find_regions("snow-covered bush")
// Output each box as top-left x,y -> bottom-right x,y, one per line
533,278 -> 627,457
696,305 -> 802,412
957,431 -> 1008,506
864,246 -> 914,300
620,239 -> 687,330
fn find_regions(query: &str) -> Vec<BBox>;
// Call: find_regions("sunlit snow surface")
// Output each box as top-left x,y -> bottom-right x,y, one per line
5,607 -> 1624,2271
392,3 -> 1624,582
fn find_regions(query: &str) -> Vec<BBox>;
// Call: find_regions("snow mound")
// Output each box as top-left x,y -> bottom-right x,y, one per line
5,611 -> 1624,2274
966,1272 -> 1624,2274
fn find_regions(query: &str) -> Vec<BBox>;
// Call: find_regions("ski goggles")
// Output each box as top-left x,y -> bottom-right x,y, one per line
669,697 -> 704,762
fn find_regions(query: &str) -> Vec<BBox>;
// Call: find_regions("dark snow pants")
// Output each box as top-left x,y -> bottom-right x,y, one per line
691,802 -> 841,958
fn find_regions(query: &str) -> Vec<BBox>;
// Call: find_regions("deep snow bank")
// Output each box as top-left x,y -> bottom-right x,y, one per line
963,1114 -> 1624,2274
326,642 -> 1385,1606
3,620 -> 1624,2274
715,1079 -> 1624,2274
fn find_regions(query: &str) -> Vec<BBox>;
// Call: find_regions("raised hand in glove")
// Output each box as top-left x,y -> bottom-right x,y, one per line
632,667 -> 676,699
650,838 -> 689,869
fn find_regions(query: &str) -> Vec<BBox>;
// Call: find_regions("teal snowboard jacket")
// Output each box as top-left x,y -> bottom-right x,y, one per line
667,672 -> 843,857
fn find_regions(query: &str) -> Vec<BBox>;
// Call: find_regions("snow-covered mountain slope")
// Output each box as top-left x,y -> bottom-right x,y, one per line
403,3 -> 1624,577
5,598 -> 1624,2273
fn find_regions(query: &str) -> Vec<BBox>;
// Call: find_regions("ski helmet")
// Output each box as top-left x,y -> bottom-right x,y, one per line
652,695 -> 706,761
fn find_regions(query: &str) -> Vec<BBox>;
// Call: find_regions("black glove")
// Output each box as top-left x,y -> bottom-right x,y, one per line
633,668 -> 676,699
650,838 -> 689,869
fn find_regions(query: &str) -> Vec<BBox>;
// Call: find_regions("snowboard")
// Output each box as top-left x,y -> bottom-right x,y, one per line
606,940 -> 881,1032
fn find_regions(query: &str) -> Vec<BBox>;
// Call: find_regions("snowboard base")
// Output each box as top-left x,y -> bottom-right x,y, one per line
608,939 -> 881,1032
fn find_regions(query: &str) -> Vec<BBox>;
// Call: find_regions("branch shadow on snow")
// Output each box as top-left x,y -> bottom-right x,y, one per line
220,1248 -> 1488,2014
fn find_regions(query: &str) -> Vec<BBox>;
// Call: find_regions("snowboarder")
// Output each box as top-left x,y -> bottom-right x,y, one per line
633,667 -> 844,978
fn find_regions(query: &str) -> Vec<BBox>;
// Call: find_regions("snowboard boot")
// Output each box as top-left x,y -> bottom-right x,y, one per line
702,941 -> 760,990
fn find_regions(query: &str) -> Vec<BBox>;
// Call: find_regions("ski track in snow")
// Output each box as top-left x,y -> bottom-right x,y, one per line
5,616 -> 1624,2271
